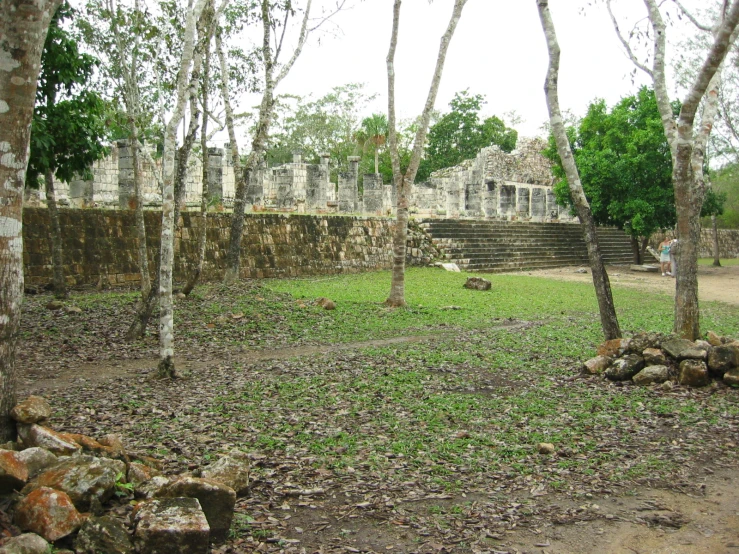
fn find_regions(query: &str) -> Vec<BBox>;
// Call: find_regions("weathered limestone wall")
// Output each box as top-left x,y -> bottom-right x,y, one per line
651,228 -> 739,260
22,208 -> 403,287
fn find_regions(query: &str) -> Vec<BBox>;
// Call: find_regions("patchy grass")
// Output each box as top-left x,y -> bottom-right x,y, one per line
698,257 -> 739,266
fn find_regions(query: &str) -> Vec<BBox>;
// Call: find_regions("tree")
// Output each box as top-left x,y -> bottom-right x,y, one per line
385,0 -> 468,307
357,113 -> 388,174
0,0 -> 63,440
544,87 -> 676,264
608,0 -> 739,339
27,2 -> 109,300
709,163 -> 739,227
415,90 -> 517,182
537,0 -> 621,340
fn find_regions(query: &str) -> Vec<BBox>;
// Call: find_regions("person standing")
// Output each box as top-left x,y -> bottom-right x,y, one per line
658,237 -> 672,276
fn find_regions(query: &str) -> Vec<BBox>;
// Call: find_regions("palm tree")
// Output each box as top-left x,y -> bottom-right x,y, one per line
358,113 -> 388,174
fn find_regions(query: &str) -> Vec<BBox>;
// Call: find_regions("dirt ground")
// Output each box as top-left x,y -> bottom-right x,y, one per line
13,266 -> 739,554
523,263 -> 739,306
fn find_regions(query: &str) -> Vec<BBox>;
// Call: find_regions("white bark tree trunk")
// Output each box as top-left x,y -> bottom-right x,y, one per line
385,0 -> 467,307
157,0 -> 208,378
0,0 -> 62,440
536,0 -> 621,340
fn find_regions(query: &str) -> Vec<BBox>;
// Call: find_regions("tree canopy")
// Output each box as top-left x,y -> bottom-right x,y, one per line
544,87 -> 675,240
415,90 -> 517,182
27,2 -> 109,189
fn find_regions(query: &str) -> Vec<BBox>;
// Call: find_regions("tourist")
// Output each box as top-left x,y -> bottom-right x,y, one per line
658,237 -> 672,276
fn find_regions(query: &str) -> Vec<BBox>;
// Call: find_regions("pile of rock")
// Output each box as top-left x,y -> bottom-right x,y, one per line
583,331 -> 739,388
0,396 -> 249,554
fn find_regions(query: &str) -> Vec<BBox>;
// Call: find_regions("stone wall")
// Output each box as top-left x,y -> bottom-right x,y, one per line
651,228 -> 739,260
22,208 -> 403,288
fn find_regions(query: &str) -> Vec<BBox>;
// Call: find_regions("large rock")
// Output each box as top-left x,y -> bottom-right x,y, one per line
707,345 -> 739,377
157,476 -> 236,543
643,348 -> 667,366
463,277 -> 491,291
23,455 -> 125,511
127,462 -> 162,490
15,449 -> 57,480
596,338 -> 625,358
0,533 -> 51,554
581,356 -> 612,376
133,498 -> 210,554
661,337 -> 703,360
135,475 -> 171,500
605,354 -> 645,381
74,516 -> 134,554
16,425 -> 81,456
724,368 -> 739,386
678,360 -> 711,388
200,452 -> 250,496
633,365 -> 670,385
10,397 -> 52,425
14,487 -> 84,542
706,331 -> 724,346
625,332 -> 663,354
0,450 -> 29,494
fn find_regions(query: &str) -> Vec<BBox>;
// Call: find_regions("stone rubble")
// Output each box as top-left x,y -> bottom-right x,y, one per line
583,331 -> 739,388
0,397 -> 248,553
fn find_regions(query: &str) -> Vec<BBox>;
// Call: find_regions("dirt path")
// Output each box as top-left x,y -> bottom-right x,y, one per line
521,263 -> 739,306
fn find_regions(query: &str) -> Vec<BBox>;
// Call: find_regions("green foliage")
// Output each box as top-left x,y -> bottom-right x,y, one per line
708,164 -> 739,228
416,90 -> 518,182
27,2 -> 110,188
544,87 -> 675,239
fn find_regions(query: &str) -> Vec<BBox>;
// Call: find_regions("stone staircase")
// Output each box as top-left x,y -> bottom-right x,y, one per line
419,219 -> 633,272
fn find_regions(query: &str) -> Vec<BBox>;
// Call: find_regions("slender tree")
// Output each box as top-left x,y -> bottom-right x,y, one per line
0,0 -> 62,440
536,0 -> 621,340
385,0 -> 468,307
608,0 -> 739,339
358,113 -> 388,174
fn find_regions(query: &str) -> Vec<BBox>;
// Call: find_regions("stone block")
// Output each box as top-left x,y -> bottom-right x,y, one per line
605,354 -> 645,381
678,359 -> 711,387
133,498 -> 210,553
14,487 -> 83,542
633,365 -> 670,385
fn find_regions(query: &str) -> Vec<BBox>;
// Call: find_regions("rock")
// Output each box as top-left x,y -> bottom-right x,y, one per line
661,336 -> 699,360
74,516 -> 134,554
133,498 -> 210,554
625,332 -> 663,354
679,348 -> 708,361
605,354 -> 645,381
582,356 -> 611,375
16,425 -> 81,456
23,455 -> 125,511
98,434 -> 126,456
135,475 -> 171,500
44,301 -> 63,311
706,331 -> 724,346
630,264 -> 658,272
678,359 -> 711,388
707,345 -> 739,377
14,487 -> 84,542
439,263 -> 460,272
16,448 -> 57,479
0,533 -> 51,554
633,365 -> 670,385
200,453 -> 250,496
596,338 -> 625,358
724,368 -> 739,386
0,449 -> 29,494
575,268 -> 588,274
537,443 -> 555,455
315,297 -> 335,310
695,340 -> 712,350
463,277 -> 491,291
661,380 -> 674,391
643,348 -> 667,366
63,306 -> 82,314
128,462 -> 162,490
157,476 -> 236,543
10,397 -> 52,424
59,433 -> 125,461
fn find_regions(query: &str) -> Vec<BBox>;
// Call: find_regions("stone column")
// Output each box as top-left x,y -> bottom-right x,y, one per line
531,187 -> 546,221
69,174 -> 94,207
546,188 -> 559,220
207,147 -> 224,201
446,175 -> 462,219
349,156 -> 360,212
338,156 -> 360,213
246,158 -> 265,209
483,180 -> 498,218
292,151 -> 302,164
499,184 -> 517,218
517,186 -> 531,219
363,174 -> 384,215
307,156 -> 329,211
117,139 -> 134,209
275,166 -> 294,209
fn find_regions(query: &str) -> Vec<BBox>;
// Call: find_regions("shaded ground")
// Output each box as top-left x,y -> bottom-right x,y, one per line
14,268 -> 739,554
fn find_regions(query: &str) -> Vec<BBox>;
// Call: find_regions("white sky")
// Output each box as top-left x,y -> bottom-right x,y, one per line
219,0 -> 709,147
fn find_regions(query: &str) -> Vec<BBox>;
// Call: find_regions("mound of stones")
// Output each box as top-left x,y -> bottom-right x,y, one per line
0,396 -> 250,554
583,331 -> 739,388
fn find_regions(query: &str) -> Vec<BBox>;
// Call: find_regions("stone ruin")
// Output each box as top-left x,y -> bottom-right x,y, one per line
583,331 -> 739,388
26,137 -> 576,223
0,395 -> 249,553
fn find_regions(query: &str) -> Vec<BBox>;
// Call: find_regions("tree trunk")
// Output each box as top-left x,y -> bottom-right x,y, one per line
711,215 -> 721,266
384,0 -> 467,307
630,236 -> 641,265
131,137 -> 150,301
44,169 -> 68,299
640,236 -> 649,264
157,0 -> 207,378
0,0 -> 62,441
374,148 -> 379,175
537,0 -> 621,340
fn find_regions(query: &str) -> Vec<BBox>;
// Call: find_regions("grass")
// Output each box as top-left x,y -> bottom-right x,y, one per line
698,257 -> 739,266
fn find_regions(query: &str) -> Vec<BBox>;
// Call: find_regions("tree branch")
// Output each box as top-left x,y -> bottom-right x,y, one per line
606,0 -> 653,77
671,0 -> 712,31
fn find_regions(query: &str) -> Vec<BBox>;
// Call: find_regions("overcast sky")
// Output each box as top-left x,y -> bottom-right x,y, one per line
222,0 -> 709,146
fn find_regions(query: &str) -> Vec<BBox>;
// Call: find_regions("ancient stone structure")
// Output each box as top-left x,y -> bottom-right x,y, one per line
25,137 -> 573,223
